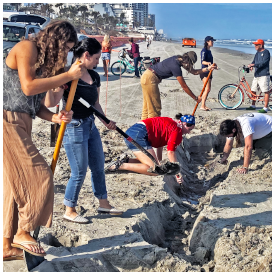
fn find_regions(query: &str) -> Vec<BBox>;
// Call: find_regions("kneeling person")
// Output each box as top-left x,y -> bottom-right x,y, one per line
219,113 -> 272,174
106,114 -> 196,184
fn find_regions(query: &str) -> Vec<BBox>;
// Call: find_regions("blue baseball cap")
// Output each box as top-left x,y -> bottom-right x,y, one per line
180,115 -> 195,125
205,36 -> 216,42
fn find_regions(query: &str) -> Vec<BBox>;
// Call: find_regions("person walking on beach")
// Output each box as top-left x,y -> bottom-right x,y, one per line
246,39 -> 271,113
200,36 -> 216,111
3,20 -> 83,260
105,114 -> 196,184
46,38 -> 123,223
101,34 -> 112,77
127,38 -> 141,78
219,113 -> 272,174
146,36 -> 150,49
140,51 -> 217,120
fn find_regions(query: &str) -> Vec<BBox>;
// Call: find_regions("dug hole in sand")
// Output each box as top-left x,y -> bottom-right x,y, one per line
4,41 -> 272,272
4,112 -> 271,272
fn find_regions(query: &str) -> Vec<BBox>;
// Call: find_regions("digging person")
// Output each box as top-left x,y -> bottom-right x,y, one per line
3,21 -> 83,260
140,51 -> 217,120
219,113 -> 272,174
45,38 -> 123,223
105,114 -> 196,184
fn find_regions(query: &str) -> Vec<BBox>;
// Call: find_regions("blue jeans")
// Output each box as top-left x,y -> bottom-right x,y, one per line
63,115 -> 107,207
124,123 -> 152,151
134,57 -> 140,77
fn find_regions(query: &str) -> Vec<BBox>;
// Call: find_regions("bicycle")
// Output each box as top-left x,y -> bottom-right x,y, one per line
218,65 -> 272,110
111,48 -> 146,76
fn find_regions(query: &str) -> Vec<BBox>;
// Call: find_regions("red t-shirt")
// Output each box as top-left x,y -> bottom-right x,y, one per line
142,117 -> 183,151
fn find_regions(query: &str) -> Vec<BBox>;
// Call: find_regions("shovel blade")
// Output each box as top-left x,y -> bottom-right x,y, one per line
24,250 -> 45,272
148,160 -> 180,175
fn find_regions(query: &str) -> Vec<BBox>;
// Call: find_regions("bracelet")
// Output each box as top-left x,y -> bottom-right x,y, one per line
194,96 -> 198,101
205,67 -> 209,72
242,167 -> 249,170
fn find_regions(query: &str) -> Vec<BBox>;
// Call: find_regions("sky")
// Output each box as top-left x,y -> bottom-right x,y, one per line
149,3 -> 272,40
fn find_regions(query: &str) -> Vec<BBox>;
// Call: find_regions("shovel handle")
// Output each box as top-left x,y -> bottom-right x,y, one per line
192,64 -> 216,116
51,62 -> 81,173
76,96 -> 159,165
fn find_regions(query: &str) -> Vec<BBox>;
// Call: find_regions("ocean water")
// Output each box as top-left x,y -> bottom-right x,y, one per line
176,39 -> 272,56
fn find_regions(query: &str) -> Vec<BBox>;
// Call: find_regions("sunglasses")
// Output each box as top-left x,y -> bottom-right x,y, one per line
186,123 -> 194,127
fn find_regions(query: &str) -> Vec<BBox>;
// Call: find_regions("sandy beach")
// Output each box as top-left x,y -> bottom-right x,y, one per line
4,41 -> 272,272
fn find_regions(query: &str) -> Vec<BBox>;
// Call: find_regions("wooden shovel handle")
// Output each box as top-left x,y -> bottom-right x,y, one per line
51,63 -> 81,173
192,63 -> 216,116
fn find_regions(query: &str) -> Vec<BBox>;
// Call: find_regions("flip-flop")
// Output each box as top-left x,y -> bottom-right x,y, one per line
98,207 -> 124,215
200,107 -> 212,111
3,255 -> 24,261
11,241 -> 46,257
63,214 -> 89,224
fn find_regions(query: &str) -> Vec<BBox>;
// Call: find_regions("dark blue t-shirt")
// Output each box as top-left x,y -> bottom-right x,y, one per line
252,49 -> 270,77
151,56 -> 182,79
201,48 -> 213,68
63,69 -> 101,119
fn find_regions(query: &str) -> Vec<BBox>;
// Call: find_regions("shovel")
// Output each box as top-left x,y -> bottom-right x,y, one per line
24,66 -> 81,271
192,64 -> 216,116
75,95 -> 180,175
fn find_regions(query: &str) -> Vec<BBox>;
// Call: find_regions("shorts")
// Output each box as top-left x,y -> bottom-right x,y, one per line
253,131 -> 272,159
200,71 -> 213,80
102,52 -> 110,60
251,76 -> 270,93
124,123 -> 152,151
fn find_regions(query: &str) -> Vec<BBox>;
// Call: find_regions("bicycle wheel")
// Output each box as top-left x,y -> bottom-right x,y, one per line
111,61 -> 126,76
218,84 -> 243,109
268,90 -> 272,110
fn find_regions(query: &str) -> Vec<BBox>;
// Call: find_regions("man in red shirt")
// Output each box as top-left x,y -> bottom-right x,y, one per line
106,114 -> 195,184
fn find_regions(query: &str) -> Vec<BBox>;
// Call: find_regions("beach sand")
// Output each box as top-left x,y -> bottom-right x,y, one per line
4,41 -> 272,272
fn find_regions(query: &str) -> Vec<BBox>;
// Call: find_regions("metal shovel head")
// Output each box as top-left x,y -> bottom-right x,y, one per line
148,159 -> 180,175
24,250 -> 45,271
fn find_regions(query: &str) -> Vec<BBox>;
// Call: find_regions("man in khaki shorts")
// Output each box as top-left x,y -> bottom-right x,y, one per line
246,39 -> 271,113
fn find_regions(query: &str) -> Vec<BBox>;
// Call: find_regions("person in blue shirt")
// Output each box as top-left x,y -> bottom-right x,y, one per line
199,36 -> 216,111
246,39 -> 271,113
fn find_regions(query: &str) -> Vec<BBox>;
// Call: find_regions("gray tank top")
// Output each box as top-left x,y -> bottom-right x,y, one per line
3,61 -> 46,119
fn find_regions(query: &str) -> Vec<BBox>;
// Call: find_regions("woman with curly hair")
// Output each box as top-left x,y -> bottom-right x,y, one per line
140,51 -> 217,121
3,20 -> 84,260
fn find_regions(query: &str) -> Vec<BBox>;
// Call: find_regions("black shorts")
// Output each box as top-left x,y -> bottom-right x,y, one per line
200,72 -> 213,80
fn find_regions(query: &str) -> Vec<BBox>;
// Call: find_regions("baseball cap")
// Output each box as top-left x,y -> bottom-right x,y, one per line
205,36 -> 216,42
187,51 -> 197,65
252,39 -> 264,45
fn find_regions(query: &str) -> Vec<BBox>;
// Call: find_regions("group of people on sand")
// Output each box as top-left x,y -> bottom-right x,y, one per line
3,19 -> 272,261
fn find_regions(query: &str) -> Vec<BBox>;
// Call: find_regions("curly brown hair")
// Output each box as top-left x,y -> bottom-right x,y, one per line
30,20 -> 77,78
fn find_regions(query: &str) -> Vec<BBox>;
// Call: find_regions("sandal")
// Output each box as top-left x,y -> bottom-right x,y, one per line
11,241 -> 46,257
105,153 -> 129,172
200,107 -> 212,111
3,255 -> 24,261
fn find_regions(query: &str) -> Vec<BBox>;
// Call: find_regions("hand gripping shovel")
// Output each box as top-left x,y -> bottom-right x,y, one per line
192,64 -> 216,116
24,68 -> 80,271
75,95 -> 180,175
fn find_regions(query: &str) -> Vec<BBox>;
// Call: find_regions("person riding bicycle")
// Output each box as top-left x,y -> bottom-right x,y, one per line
140,51 -> 217,120
246,39 -> 271,113
127,38 -> 141,78
219,113 -> 272,174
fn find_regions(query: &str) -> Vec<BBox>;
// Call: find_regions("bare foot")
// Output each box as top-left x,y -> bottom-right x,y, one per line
13,231 -> 45,255
3,247 -> 23,259
99,199 -> 113,209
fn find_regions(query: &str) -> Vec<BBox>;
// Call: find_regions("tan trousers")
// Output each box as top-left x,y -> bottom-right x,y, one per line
140,69 -> 161,120
3,110 -> 54,238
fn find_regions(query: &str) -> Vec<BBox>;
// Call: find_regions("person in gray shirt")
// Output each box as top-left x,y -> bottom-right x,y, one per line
246,39 -> 271,113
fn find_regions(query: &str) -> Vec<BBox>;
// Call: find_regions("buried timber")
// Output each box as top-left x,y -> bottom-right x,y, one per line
9,114 -> 271,272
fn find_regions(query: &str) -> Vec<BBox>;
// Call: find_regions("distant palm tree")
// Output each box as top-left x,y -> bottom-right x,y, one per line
78,5 -> 88,24
119,12 -> 125,24
91,11 -> 101,30
40,4 -> 54,17
68,6 -> 78,21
